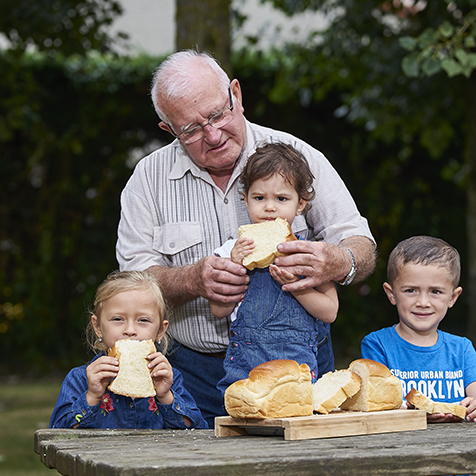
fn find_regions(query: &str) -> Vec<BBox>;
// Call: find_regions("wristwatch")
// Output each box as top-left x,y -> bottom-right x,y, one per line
337,248 -> 357,286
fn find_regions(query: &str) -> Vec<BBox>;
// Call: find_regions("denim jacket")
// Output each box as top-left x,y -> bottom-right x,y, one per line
50,353 -> 208,429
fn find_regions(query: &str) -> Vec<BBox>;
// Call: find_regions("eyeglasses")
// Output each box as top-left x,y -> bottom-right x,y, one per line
165,87 -> 234,144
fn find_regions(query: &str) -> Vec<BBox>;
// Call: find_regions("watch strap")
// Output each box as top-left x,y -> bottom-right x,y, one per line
337,248 -> 357,286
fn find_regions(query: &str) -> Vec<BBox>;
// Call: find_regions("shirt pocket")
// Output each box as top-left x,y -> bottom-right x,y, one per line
153,222 -> 202,258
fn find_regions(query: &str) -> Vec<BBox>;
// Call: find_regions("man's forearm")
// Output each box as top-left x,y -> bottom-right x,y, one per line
147,264 -> 199,307
338,236 -> 377,284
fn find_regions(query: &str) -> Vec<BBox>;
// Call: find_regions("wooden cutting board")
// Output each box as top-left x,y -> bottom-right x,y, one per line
215,409 -> 427,440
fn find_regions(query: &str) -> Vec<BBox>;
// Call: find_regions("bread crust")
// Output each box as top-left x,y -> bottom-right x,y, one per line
340,359 -> 403,412
107,339 -> 156,398
224,359 -> 313,419
405,388 -> 466,420
239,218 -> 297,270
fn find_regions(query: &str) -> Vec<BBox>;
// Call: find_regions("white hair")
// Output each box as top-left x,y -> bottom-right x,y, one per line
150,50 -> 231,123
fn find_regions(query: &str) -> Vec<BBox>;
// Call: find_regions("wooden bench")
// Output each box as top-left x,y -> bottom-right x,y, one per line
35,421 -> 476,475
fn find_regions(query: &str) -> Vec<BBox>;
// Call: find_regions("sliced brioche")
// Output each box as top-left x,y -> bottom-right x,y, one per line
405,388 -> 466,420
312,369 -> 362,414
340,359 -> 403,412
239,217 -> 297,270
107,339 -> 156,398
224,359 -> 313,419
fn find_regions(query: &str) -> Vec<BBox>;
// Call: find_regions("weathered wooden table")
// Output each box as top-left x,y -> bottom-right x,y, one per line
35,420 -> 476,476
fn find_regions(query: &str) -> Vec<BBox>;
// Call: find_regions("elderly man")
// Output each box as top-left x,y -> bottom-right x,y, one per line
116,50 -> 376,427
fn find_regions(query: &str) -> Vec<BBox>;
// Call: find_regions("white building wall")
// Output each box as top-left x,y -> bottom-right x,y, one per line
111,0 -> 326,56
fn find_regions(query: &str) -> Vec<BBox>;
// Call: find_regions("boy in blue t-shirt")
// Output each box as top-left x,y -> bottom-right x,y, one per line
361,235 -> 476,422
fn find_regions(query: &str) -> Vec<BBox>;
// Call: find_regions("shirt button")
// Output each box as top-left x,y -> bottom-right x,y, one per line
230,330 -> 236,337
169,242 -> 175,249
224,198 -> 229,204
228,236 -> 233,241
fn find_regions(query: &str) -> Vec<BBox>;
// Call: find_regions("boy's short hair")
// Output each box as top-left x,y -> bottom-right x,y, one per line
387,236 -> 461,288
239,142 -> 316,214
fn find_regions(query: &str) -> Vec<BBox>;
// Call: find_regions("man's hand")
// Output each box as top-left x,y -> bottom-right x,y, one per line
148,256 -> 249,306
193,255 -> 249,303
275,236 -> 376,292
274,241 -> 346,291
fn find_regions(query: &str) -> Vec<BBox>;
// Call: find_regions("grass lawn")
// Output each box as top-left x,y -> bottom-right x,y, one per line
0,379 -> 62,476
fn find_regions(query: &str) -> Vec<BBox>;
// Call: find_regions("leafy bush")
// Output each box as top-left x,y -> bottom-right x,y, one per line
0,49 -> 468,374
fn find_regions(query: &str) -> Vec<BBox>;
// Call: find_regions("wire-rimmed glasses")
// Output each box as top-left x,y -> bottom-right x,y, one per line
165,87 -> 234,144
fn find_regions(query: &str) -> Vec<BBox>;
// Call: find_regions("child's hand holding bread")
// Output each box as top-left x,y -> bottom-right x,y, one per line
86,355 -> 119,406
147,349 -> 174,404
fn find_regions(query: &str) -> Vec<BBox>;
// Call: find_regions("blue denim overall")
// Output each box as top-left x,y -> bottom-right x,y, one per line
217,266 -> 334,396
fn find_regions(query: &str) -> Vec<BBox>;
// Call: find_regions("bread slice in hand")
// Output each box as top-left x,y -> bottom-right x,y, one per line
312,369 -> 362,414
340,359 -> 403,412
107,338 -> 156,398
239,217 -> 297,270
405,388 -> 466,420
224,359 -> 313,419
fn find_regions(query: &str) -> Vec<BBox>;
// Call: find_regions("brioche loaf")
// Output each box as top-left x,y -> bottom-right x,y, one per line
340,359 -> 403,412
312,369 -> 362,414
224,359 -> 313,419
405,388 -> 466,420
107,338 -> 156,398
239,217 -> 297,270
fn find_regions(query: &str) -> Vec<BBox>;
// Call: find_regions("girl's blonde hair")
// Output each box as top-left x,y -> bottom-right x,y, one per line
85,270 -> 170,354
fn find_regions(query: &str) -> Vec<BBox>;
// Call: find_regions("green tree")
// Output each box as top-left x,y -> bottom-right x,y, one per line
0,0 -> 155,373
0,0 -> 127,56
397,1 -> 476,340
176,0 -> 232,75
254,0 -> 472,343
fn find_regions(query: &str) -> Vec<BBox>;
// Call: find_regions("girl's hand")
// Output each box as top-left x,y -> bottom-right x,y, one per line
86,356 -> 118,406
231,238 -> 254,265
460,396 -> 476,421
148,352 -> 174,404
269,264 -> 299,285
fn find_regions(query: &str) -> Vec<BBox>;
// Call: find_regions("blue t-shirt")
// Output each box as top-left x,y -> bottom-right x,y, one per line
50,353 -> 208,429
361,325 -> 476,404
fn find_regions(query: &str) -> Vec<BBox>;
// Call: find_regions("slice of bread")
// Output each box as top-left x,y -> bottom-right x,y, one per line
405,388 -> 466,420
239,217 -> 297,270
107,339 -> 156,398
340,359 -> 403,412
312,369 -> 362,414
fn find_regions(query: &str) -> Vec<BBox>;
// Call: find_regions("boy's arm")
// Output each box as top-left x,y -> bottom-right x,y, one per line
460,381 -> 476,422
269,264 -> 338,323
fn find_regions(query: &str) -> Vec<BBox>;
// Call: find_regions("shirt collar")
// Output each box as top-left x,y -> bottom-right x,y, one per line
168,140 -> 200,180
